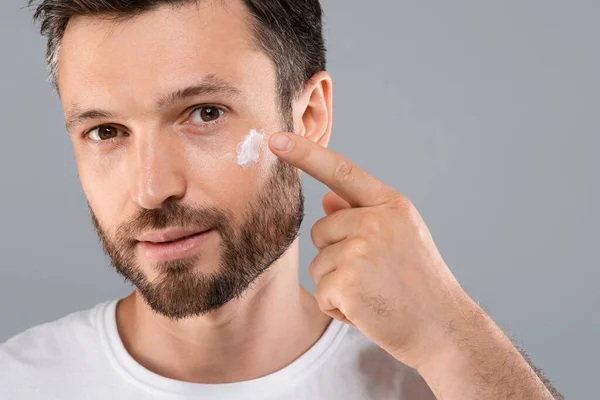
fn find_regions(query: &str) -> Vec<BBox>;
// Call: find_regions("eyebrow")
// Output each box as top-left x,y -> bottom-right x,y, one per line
156,74 -> 241,109
65,74 -> 242,132
66,109 -> 116,132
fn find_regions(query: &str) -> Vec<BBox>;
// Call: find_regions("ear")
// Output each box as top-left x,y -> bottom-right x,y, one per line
292,71 -> 333,148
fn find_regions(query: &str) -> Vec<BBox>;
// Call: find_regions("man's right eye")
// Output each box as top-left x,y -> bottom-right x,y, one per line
87,125 -> 123,141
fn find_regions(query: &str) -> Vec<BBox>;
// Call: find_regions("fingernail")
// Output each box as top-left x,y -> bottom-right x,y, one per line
271,133 -> 293,152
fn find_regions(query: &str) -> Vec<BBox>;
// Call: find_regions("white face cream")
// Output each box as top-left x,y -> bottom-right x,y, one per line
236,129 -> 265,168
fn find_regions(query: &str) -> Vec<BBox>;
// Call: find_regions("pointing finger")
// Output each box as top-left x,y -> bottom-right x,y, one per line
270,132 -> 396,207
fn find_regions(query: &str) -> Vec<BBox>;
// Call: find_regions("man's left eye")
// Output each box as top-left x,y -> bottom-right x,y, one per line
190,106 -> 224,123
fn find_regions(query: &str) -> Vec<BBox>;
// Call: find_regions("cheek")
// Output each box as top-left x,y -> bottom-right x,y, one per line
183,130 -> 278,212
73,147 -> 130,229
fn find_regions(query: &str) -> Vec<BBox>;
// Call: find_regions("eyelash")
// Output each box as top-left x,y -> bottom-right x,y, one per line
81,104 -> 227,145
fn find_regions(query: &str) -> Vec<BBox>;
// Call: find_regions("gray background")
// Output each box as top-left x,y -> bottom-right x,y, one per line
1,1 -> 597,398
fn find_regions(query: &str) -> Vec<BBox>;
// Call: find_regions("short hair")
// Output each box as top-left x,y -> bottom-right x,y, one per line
29,0 -> 327,128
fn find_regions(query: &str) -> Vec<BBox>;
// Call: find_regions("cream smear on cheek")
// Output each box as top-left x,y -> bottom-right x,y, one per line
236,129 -> 265,168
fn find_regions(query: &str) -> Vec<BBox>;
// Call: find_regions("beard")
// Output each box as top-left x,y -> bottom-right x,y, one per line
90,158 -> 304,320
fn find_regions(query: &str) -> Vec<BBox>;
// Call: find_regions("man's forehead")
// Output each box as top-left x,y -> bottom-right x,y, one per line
58,0 -> 258,95
57,0 -> 277,127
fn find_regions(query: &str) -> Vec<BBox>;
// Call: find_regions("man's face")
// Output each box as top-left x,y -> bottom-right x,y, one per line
58,1 -> 304,319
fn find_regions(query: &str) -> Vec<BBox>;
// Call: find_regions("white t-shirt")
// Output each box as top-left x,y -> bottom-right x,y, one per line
0,300 -> 436,399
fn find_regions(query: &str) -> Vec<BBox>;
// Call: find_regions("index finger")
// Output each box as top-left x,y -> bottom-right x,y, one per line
269,132 -> 395,207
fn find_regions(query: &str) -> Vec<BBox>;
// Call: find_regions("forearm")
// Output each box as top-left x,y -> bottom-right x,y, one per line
515,344 -> 564,400
416,301 -> 556,400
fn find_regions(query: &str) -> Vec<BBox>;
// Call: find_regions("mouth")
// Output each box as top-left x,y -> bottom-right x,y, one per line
154,232 -> 204,244
138,229 -> 214,261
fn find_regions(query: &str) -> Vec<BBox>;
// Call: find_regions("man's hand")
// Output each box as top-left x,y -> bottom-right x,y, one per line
269,132 -> 558,399
269,131 -> 471,367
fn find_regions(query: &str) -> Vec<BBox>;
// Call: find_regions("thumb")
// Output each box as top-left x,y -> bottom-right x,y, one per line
325,308 -> 355,327
322,191 -> 352,216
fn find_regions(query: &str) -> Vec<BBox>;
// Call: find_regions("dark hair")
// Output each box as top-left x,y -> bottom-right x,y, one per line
29,0 -> 326,128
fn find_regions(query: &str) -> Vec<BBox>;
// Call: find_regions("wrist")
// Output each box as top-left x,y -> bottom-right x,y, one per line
414,298 -> 503,378
415,319 -> 555,400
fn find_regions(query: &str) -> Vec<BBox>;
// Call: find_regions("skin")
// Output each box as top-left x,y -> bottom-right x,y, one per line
57,0 -> 559,397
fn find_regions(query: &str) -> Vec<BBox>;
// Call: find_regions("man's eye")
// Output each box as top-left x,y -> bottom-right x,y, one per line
190,106 -> 224,123
88,126 -> 123,141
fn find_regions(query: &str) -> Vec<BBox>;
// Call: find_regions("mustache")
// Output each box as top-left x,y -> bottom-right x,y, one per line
92,200 -> 234,248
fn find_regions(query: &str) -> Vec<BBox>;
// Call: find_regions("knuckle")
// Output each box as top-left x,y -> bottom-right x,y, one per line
392,195 -> 420,223
404,201 -> 421,224
310,217 -> 326,249
346,237 -> 370,257
333,159 -> 355,183
299,145 -> 312,163
313,281 -> 327,305
314,275 -> 337,307
310,223 -> 320,247
394,195 -> 414,213
359,212 -> 381,234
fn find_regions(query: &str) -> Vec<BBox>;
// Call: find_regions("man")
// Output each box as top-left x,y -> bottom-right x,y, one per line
0,0 -> 563,399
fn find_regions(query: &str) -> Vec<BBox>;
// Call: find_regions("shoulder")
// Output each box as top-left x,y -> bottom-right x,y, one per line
1,301 -> 108,354
0,301 -> 112,382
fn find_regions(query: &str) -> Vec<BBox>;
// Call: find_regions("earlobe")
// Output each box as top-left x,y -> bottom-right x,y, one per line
294,71 -> 333,148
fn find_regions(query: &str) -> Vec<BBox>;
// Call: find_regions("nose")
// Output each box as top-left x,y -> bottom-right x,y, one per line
129,130 -> 187,210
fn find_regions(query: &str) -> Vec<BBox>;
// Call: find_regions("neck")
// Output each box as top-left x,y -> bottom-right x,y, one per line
115,239 -> 333,383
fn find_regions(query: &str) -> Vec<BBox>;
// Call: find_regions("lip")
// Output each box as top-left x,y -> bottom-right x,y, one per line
137,229 -> 213,262
137,228 -> 209,244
